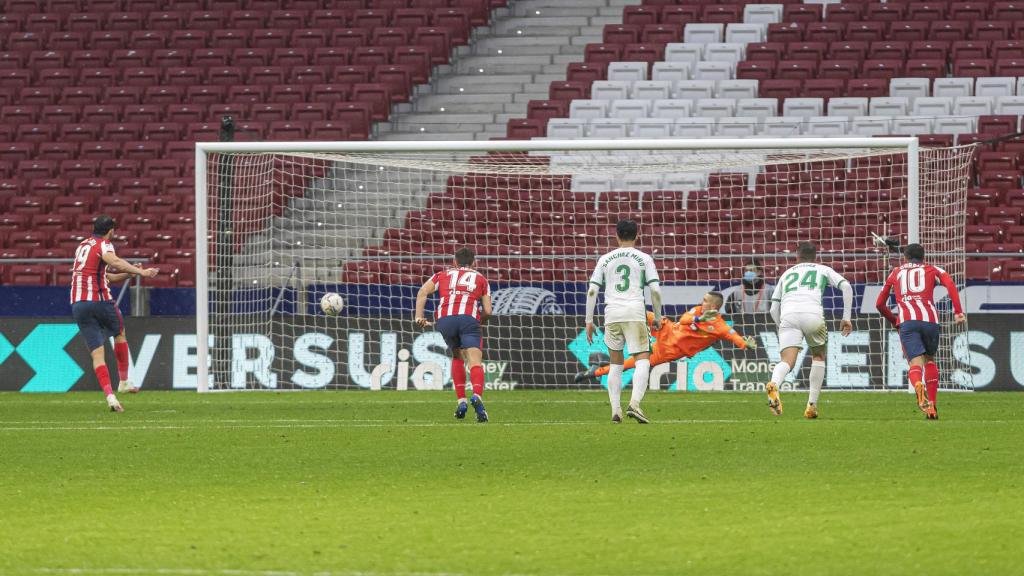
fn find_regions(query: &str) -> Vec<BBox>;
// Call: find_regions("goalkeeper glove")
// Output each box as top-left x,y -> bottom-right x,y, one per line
698,309 -> 719,323
743,336 -> 758,349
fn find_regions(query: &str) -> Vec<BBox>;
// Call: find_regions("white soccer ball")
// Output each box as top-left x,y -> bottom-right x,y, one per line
320,292 -> 345,316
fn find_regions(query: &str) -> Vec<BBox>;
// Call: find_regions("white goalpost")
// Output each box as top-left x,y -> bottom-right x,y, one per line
194,137 -> 975,393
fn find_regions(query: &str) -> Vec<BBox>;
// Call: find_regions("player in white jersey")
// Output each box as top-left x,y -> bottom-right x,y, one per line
584,219 -> 663,424
766,242 -> 854,418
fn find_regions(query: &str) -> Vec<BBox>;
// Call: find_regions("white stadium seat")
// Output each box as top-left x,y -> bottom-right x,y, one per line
652,62 -> 691,82
683,23 -> 725,44
651,99 -> 693,119
695,98 -> 737,118
760,116 -> 803,136
743,4 -> 783,24
607,61 -> 648,82
609,99 -> 650,119
912,96 -> 953,116
716,79 -> 758,99
975,77 -> 1015,98
827,97 -> 869,117
736,98 -> 778,118
889,77 -> 930,100
631,80 -> 673,100
622,174 -> 661,192
547,118 -> 586,139
569,100 -> 608,119
590,80 -> 630,101
933,77 -> 974,98
660,172 -> 707,193
954,96 -> 994,116
869,97 -> 909,116
704,43 -> 746,63
674,117 -> 716,138
572,174 -> 615,193
725,23 -> 766,43
850,116 -> 893,137
933,117 -> 977,135
693,61 -> 736,81
629,118 -> 673,138
586,118 -> 629,139
664,43 -> 704,65
675,80 -> 716,100
716,117 -> 759,137
996,95 -> 1024,115
782,97 -> 824,118
891,116 -> 933,135
804,116 -> 848,137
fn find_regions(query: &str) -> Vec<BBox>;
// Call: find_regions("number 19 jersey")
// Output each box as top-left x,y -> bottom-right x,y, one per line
771,262 -> 848,320
589,247 -> 660,324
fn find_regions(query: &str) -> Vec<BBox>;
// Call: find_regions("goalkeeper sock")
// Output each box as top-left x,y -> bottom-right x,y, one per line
114,341 -> 130,382
95,365 -> 113,396
925,362 -> 939,405
607,364 -> 624,415
808,360 -> 825,405
769,361 -> 791,388
452,358 -> 466,401
630,359 -> 651,408
469,365 -> 484,397
908,365 -> 924,391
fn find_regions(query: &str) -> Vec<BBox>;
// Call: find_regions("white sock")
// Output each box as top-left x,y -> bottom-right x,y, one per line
808,360 -> 826,405
630,359 -> 651,409
608,364 -> 624,415
769,361 -> 791,388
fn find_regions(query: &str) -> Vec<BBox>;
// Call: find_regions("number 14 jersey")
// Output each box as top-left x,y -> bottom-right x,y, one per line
430,267 -> 490,321
589,247 -> 660,324
771,262 -> 848,320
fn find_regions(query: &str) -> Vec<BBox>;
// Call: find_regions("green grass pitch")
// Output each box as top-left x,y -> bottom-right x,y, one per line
1,391 -> 1022,576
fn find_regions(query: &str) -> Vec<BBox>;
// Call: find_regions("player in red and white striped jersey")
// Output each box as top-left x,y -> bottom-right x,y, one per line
876,243 -> 966,419
71,215 -> 159,412
414,247 -> 492,422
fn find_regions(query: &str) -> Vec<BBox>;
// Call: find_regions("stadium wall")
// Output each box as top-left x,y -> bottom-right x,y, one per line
0,313 -> 1021,392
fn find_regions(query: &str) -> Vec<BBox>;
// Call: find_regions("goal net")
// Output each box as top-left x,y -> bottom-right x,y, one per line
195,138 -> 975,393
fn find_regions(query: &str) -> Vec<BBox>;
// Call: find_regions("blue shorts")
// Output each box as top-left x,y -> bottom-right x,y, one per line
899,320 -> 940,360
72,300 -> 123,351
435,315 -> 481,352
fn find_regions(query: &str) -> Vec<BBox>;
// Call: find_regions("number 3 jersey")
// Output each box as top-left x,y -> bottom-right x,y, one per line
771,262 -> 848,320
877,262 -> 963,325
430,267 -> 490,321
589,247 -> 660,324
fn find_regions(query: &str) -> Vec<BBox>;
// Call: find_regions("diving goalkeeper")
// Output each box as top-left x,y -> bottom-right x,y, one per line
576,291 -> 757,382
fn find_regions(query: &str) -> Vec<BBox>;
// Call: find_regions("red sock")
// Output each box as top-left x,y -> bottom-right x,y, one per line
95,365 -> 113,396
925,362 -> 939,405
470,365 -> 484,397
452,358 -> 466,401
908,365 -> 923,389
114,341 -> 130,382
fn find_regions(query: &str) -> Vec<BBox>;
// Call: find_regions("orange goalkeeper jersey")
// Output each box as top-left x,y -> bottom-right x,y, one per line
647,306 -> 748,358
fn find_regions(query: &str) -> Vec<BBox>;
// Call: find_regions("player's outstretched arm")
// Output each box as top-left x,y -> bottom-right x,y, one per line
584,284 -> 598,344
649,281 -> 663,325
937,270 -> 967,324
101,252 -> 157,278
414,278 -> 436,328
838,279 -> 854,336
480,293 -> 493,325
874,274 -> 900,328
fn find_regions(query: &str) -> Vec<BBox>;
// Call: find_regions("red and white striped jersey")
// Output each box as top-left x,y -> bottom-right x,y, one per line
429,267 -> 490,321
876,262 -> 964,325
70,236 -> 115,304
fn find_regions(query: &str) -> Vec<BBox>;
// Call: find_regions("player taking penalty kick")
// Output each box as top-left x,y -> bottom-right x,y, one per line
415,247 -> 492,423
875,243 -> 966,420
585,219 -> 662,424
766,242 -> 854,419
70,215 -> 159,412
576,291 -> 757,382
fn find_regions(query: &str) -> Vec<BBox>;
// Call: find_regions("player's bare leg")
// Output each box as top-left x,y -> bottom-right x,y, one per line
767,347 -> 798,416
452,350 -> 468,419
113,331 -> 138,394
627,350 -> 651,424
607,348 -> 624,422
464,347 -> 488,423
805,352 -> 826,419
91,347 -> 122,412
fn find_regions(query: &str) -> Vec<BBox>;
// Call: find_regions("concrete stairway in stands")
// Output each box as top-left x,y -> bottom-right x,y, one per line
376,0 -> 630,141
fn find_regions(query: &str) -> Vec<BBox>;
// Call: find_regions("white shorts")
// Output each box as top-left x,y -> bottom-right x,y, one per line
604,321 -> 651,355
778,313 -> 828,353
